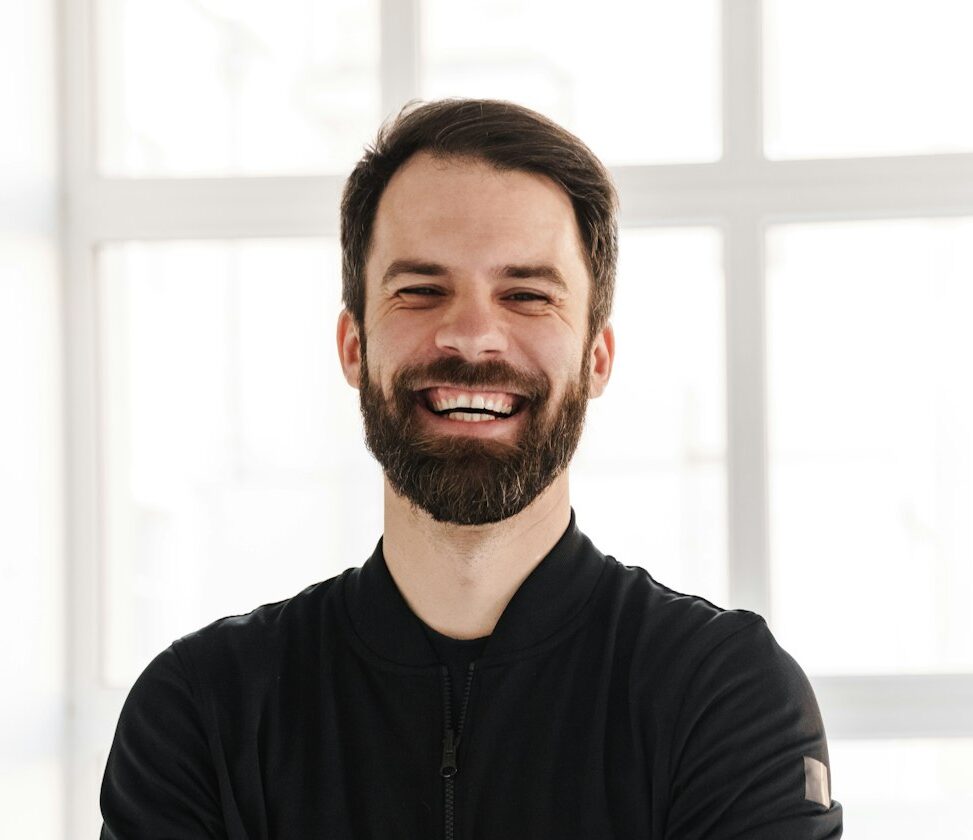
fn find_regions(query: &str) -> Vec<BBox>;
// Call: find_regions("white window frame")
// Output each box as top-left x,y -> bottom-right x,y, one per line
61,0 -> 973,831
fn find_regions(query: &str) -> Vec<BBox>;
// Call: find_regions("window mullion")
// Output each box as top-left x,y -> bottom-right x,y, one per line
722,0 -> 763,166
724,213 -> 771,618
63,0 -> 104,834
83,177 -> 343,241
721,0 -> 771,621
380,0 -> 421,119
812,674 -> 973,739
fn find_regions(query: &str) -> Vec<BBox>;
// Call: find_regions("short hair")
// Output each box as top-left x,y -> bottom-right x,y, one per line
340,99 -> 618,345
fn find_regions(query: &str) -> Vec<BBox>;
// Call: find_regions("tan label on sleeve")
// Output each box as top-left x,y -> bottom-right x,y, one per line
803,755 -> 831,807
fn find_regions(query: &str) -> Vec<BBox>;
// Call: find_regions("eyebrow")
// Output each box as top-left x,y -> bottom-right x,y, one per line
381,260 -> 448,286
381,259 -> 570,293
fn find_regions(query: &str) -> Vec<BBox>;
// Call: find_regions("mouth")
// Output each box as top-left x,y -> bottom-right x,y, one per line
415,385 -> 528,423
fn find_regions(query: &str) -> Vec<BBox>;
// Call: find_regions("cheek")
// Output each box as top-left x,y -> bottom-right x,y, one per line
373,315 -> 434,359
363,324 -> 400,370
538,340 -> 585,382
363,340 -> 417,403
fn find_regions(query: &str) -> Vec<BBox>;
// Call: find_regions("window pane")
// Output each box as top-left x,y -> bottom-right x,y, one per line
829,738 -> 973,839
767,219 -> 973,674
765,0 -> 973,159
0,235 -> 64,838
96,239 -> 382,687
574,228 -> 726,605
1,0 -> 64,834
421,0 -> 721,165
95,0 -> 380,176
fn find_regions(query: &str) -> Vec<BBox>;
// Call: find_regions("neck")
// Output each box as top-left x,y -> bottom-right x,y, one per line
381,474 -> 572,640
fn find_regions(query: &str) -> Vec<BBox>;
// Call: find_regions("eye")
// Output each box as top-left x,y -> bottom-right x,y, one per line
398,286 -> 444,297
505,291 -> 551,303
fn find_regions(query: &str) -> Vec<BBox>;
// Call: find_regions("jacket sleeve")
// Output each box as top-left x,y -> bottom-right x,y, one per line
100,644 -> 227,839
664,617 -> 843,839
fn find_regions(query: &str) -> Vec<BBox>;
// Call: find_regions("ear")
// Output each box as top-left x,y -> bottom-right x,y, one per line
587,322 -> 614,399
336,309 -> 362,389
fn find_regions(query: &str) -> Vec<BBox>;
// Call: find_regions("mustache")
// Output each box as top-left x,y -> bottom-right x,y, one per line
390,356 -> 550,402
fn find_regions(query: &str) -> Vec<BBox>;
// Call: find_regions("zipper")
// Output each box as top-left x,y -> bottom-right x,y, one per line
440,661 -> 476,840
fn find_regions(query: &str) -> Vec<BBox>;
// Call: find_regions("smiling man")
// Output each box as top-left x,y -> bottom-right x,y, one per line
101,100 -> 843,839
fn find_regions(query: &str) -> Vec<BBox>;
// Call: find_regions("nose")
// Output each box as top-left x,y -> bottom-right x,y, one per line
434,290 -> 509,359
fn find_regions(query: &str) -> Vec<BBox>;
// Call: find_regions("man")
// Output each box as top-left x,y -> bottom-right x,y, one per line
101,99 -> 843,838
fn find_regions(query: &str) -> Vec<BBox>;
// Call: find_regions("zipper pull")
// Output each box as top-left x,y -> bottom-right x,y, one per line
440,727 -> 458,778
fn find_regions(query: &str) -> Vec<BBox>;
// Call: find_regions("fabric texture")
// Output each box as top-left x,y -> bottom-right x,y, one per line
100,511 -> 843,839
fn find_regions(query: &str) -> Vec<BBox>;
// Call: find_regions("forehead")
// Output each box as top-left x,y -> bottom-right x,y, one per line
367,152 -> 588,277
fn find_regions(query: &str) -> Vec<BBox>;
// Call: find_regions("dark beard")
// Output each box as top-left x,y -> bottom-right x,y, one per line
357,349 -> 591,526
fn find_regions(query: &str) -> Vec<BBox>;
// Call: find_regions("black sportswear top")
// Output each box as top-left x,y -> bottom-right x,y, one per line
101,510 -> 843,839
421,624 -> 490,719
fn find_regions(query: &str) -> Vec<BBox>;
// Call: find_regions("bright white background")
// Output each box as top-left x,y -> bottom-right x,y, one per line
3,0 -> 973,836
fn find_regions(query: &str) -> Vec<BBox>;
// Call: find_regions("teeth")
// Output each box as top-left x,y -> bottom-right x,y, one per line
446,412 -> 496,422
428,396 -> 515,415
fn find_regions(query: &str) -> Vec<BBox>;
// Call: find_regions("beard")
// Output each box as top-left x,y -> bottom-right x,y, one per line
357,345 -> 592,526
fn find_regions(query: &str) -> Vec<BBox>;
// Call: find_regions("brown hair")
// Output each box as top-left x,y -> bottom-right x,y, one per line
340,99 -> 618,344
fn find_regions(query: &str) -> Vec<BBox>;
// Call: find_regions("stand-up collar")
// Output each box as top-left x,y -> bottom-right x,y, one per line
341,509 -> 608,668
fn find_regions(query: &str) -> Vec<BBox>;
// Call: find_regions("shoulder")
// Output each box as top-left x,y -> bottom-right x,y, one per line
602,559 -> 820,718
602,563 -> 840,833
169,570 -> 352,696
107,572 -> 352,777
603,557 -> 768,672
604,559 -> 825,734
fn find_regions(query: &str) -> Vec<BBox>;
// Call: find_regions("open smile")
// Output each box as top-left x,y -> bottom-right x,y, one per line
419,386 -> 527,420
415,385 -> 529,426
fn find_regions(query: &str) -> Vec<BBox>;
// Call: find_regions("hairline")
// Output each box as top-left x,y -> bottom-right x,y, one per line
358,149 -> 598,328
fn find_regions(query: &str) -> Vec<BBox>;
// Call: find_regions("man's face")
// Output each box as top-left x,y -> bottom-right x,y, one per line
338,152 -> 613,525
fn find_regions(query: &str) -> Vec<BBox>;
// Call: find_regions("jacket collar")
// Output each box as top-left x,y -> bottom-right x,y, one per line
342,509 -> 608,668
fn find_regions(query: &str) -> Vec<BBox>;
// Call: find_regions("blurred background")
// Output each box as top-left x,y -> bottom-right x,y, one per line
3,0 -> 973,836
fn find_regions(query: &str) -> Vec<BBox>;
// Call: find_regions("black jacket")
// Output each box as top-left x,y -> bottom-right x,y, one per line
101,512 -> 843,838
